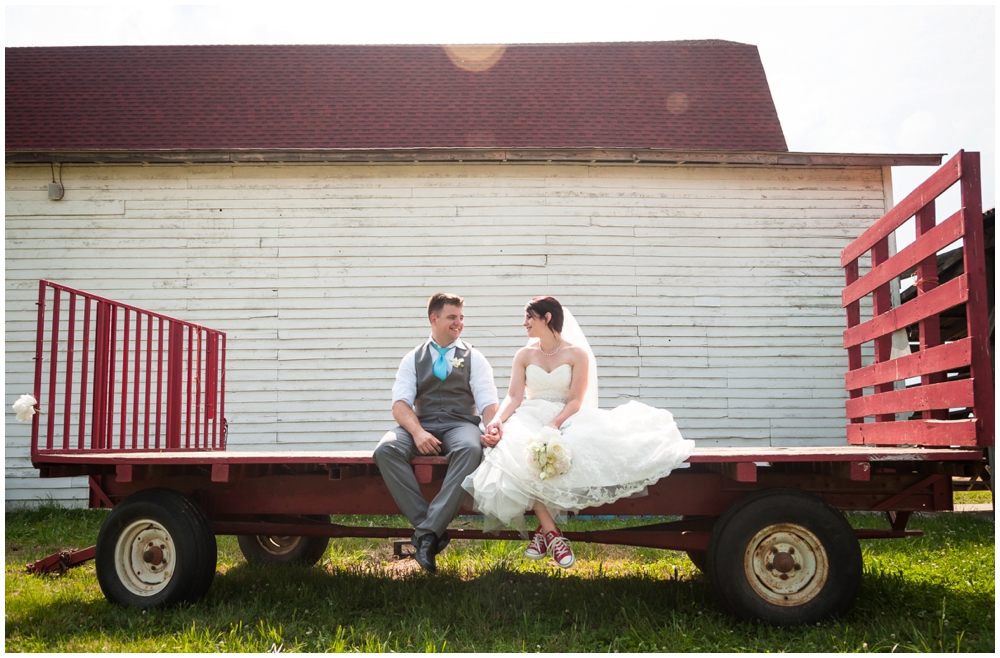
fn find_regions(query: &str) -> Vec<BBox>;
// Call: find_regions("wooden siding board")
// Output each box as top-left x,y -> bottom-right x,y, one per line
6,162 -> 883,504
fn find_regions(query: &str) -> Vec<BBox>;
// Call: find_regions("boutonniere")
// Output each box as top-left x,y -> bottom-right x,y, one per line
451,357 -> 465,369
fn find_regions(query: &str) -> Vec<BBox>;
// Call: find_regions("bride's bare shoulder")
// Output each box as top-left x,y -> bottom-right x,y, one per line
512,345 -> 535,363
562,343 -> 589,364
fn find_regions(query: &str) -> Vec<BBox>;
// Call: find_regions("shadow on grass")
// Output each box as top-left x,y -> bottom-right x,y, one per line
6,508 -> 994,651
226,555 -> 992,650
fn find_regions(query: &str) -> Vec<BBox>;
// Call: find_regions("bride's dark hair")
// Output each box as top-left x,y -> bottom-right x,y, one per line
526,296 -> 564,333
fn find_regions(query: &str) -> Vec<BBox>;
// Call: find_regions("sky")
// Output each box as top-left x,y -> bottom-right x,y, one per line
5,3 -> 996,228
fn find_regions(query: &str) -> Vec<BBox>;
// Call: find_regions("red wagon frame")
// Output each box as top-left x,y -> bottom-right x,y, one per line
24,152 -> 993,624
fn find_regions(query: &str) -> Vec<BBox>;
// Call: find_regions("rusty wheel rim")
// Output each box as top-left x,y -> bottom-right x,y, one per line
114,519 -> 175,596
744,522 -> 828,607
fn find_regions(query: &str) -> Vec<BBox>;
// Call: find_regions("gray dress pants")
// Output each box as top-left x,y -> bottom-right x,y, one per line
373,420 -> 483,540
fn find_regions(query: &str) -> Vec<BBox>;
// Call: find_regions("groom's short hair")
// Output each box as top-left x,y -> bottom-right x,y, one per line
428,293 -> 464,318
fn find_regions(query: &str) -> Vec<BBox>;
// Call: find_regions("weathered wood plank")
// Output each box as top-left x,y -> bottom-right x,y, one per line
846,419 -> 978,446
5,200 -> 125,216
845,339 -> 972,390
25,444 -> 979,467
845,379 -> 974,419
842,210 -> 964,306
842,276 -> 968,348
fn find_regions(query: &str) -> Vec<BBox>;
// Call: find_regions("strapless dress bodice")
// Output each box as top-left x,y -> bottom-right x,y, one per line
524,363 -> 573,404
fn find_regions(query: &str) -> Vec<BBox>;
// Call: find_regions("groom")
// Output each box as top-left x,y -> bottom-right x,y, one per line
374,293 -> 499,572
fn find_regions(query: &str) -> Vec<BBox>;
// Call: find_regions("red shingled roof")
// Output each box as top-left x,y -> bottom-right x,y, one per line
5,41 -> 787,152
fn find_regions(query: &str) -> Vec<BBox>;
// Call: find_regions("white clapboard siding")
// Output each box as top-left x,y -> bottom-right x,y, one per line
4,162 -> 888,507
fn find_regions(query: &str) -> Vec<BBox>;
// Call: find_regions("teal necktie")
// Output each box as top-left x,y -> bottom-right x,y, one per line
431,344 -> 450,381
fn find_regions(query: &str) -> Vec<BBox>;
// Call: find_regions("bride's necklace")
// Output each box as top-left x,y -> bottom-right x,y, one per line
539,339 -> 563,357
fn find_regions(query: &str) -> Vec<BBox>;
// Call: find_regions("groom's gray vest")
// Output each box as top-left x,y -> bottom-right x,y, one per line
413,341 -> 480,426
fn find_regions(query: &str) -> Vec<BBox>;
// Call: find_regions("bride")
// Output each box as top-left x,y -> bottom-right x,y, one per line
462,296 -> 695,568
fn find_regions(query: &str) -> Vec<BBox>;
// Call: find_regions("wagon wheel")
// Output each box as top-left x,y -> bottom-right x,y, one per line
95,488 -> 217,608
706,488 -> 862,625
237,515 -> 331,566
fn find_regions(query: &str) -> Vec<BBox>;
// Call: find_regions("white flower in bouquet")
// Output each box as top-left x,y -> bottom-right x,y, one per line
13,394 -> 38,422
525,437 -> 547,478
546,435 -> 572,475
524,426 -> 571,480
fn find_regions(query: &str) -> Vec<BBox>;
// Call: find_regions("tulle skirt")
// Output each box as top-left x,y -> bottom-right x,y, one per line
462,399 -> 695,533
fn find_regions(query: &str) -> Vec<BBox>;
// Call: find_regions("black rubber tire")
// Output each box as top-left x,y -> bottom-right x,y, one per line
237,515 -> 331,566
95,488 -> 216,608
706,488 -> 862,625
175,495 -> 217,603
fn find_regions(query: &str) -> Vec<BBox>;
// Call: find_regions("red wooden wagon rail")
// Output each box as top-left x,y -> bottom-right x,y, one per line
841,150 -> 994,447
23,153 -> 993,625
31,280 -> 227,457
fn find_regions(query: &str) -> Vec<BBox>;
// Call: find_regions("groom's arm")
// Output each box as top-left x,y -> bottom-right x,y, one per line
391,349 -> 442,455
392,400 -> 442,455
470,350 -> 500,419
471,350 -> 501,447
479,403 -> 500,447
481,403 -> 498,427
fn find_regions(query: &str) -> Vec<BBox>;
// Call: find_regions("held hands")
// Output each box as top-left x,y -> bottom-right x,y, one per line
414,430 -> 443,455
481,418 -> 504,448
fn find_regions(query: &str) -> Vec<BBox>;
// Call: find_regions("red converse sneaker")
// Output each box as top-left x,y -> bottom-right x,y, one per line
524,531 -> 548,560
545,529 -> 575,568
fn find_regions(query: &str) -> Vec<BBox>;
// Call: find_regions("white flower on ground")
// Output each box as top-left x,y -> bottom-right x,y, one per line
13,394 -> 38,422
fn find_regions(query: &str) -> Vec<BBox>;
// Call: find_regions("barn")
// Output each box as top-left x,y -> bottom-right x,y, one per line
4,41 -> 940,507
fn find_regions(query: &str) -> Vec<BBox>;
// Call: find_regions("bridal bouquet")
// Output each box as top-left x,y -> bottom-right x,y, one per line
525,426 -> 571,480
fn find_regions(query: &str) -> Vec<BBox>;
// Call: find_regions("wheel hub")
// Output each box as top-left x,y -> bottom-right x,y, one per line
746,523 -> 828,606
143,545 -> 164,565
114,520 -> 175,596
771,550 -> 795,573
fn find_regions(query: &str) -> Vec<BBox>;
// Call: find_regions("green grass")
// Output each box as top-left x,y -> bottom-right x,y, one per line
953,490 -> 994,505
5,507 -> 994,652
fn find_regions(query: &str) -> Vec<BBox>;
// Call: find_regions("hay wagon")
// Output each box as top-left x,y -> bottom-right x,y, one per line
24,152 -> 993,625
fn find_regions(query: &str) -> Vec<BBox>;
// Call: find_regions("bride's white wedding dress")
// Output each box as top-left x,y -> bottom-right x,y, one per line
462,363 -> 695,532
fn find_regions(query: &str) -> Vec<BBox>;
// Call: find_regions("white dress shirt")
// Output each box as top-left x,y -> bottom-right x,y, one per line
391,337 -> 499,414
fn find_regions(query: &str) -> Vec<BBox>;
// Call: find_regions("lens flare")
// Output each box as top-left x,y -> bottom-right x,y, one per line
666,92 -> 690,115
443,44 -> 507,72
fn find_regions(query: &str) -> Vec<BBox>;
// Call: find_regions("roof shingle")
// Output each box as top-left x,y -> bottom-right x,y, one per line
5,41 -> 787,152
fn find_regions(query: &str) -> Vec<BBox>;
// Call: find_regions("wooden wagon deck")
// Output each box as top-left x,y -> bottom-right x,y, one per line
31,444 -> 985,466
34,444 -> 982,525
